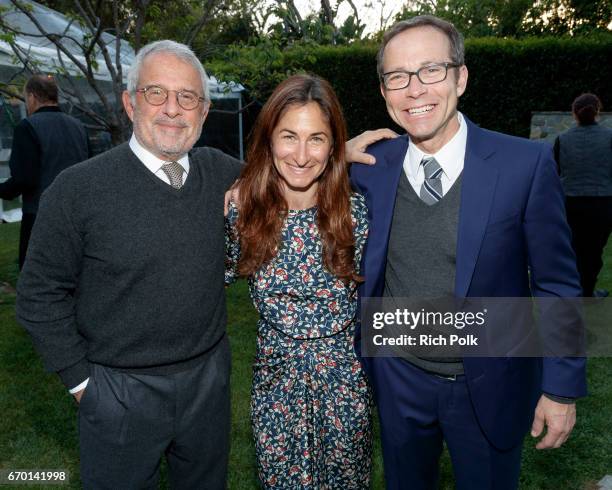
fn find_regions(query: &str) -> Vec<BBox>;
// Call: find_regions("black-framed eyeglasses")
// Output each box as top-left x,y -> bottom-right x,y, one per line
135,85 -> 207,110
381,62 -> 461,91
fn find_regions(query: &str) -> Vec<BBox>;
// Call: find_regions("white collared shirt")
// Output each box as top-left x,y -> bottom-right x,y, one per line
129,134 -> 190,185
403,112 -> 468,195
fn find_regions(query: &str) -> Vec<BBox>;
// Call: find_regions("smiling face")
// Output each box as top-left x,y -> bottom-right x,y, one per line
271,102 -> 332,209
122,52 -> 209,160
380,25 -> 468,154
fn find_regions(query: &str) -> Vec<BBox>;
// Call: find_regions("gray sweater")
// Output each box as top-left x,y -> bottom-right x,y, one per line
16,143 -> 241,388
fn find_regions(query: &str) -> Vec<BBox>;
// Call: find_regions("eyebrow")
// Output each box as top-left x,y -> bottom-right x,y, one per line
278,129 -> 329,137
386,61 -> 448,71
146,84 -> 200,93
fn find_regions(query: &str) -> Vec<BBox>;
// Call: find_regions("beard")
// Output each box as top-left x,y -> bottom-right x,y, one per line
132,109 -> 203,160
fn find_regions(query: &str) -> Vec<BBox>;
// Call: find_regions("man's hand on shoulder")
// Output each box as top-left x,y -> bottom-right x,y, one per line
530,395 -> 576,449
346,129 -> 398,165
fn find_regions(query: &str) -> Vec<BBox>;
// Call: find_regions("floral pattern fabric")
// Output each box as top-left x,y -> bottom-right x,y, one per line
225,193 -> 372,489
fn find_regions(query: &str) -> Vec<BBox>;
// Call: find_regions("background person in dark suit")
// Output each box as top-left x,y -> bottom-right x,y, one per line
16,41 -> 241,489
348,15 -> 586,490
0,75 -> 89,269
555,93 -> 612,298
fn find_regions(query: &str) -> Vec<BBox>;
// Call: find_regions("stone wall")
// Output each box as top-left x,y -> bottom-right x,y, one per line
531,112 -> 612,142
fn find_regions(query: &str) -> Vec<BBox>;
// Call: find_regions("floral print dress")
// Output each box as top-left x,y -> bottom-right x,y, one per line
225,193 -> 372,489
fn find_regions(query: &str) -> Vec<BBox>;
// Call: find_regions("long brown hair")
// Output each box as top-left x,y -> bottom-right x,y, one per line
236,73 -> 359,282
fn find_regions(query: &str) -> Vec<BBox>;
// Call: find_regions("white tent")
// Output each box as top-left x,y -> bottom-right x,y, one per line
0,0 -> 243,93
0,0 -> 134,81
0,0 -> 245,221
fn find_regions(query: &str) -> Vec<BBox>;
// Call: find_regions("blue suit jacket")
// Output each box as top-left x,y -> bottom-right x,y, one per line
351,117 -> 587,450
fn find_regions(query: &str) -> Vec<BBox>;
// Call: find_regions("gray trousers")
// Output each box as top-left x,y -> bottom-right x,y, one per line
78,336 -> 231,489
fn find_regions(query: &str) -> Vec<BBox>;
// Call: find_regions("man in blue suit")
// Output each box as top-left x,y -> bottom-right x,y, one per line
348,15 -> 587,489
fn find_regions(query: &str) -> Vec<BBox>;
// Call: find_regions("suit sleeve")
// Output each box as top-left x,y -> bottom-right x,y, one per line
523,143 -> 587,398
0,120 -> 41,200
15,175 -> 90,389
552,136 -> 560,174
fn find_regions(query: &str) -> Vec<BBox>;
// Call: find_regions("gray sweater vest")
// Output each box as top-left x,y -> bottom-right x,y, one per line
384,171 -> 464,375
558,123 -> 612,197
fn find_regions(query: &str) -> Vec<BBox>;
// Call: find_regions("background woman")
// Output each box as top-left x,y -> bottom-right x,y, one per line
225,74 -> 371,488
555,93 -> 612,297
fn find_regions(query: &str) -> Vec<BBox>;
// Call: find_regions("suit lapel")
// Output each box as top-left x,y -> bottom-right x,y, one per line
455,119 -> 499,297
364,136 -> 408,297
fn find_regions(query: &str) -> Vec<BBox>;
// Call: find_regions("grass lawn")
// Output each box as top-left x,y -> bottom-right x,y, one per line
0,220 -> 610,489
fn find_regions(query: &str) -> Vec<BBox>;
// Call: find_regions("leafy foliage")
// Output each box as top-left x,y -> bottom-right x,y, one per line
209,35 -> 612,138
396,0 -> 612,37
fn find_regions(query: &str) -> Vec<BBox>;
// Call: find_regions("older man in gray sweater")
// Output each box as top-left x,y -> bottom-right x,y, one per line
16,40 -> 241,489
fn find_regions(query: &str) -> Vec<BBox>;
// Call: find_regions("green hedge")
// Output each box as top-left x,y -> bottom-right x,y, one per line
208,36 -> 612,138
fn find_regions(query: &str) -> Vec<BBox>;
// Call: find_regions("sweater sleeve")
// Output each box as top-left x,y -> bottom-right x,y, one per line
15,174 -> 90,389
215,148 -> 243,190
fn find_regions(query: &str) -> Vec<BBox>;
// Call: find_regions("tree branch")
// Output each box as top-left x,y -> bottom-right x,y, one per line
0,85 -> 24,101
9,0 -> 90,75
72,0 -> 119,85
344,0 -> 361,24
209,98 -> 258,115
321,0 -> 334,25
6,40 -> 39,74
183,0 -> 222,46
132,0 -> 151,53
71,0 -> 105,60
54,47 -> 109,128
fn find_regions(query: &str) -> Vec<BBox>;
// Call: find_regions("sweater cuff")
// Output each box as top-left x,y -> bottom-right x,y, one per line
543,392 -> 575,404
58,358 -> 91,390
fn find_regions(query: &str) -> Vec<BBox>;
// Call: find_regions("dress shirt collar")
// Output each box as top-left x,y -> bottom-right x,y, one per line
32,105 -> 62,115
128,134 -> 190,176
406,111 -> 467,182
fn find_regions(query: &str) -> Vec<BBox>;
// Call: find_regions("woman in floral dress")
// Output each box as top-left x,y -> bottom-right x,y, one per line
225,74 -> 372,488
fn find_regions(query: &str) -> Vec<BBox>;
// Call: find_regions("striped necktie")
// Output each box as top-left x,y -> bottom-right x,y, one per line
419,156 -> 443,205
161,161 -> 184,189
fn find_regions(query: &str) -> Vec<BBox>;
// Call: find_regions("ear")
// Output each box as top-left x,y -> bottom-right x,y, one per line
122,90 -> 135,122
200,100 -> 211,123
380,83 -> 387,101
456,65 -> 468,98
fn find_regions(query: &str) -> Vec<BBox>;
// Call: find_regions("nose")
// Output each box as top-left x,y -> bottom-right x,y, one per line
405,74 -> 427,98
163,92 -> 182,118
294,141 -> 310,167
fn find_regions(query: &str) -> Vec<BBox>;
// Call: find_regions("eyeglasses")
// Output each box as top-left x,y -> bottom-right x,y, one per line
135,85 -> 207,110
381,62 -> 461,91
